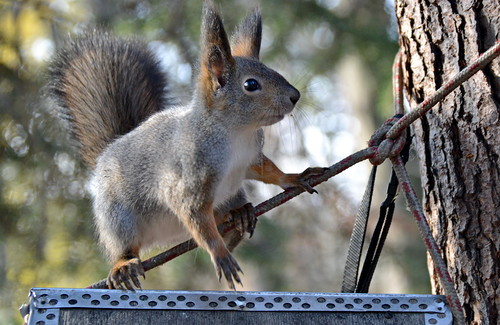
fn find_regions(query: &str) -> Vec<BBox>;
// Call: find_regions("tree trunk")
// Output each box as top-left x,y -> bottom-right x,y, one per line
395,1 -> 499,324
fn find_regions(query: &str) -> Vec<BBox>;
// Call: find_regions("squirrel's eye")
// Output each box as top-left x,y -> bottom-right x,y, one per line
244,79 -> 261,92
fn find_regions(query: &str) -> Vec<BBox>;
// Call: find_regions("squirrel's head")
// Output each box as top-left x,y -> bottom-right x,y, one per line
197,0 -> 300,128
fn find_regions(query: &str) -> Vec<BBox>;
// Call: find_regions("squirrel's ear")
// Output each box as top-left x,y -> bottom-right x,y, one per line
231,7 -> 262,60
199,0 -> 235,106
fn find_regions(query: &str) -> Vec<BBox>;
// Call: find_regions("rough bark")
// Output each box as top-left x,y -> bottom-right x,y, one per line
395,1 -> 499,324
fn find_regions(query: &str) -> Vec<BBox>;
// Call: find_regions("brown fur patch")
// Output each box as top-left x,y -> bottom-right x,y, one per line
180,202 -> 227,257
248,155 -> 288,186
232,41 -> 256,58
199,63 -> 215,108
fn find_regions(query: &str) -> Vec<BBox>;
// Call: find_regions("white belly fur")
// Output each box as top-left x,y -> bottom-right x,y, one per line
140,210 -> 191,248
214,130 -> 258,206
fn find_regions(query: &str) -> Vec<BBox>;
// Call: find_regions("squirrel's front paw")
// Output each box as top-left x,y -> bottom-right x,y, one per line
229,203 -> 257,237
283,167 -> 328,194
214,252 -> 243,290
107,257 -> 145,290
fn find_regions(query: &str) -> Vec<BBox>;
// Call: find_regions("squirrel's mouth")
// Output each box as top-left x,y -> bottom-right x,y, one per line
260,114 -> 286,126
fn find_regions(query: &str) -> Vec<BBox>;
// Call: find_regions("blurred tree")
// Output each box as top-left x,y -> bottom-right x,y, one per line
0,1 -> 429,323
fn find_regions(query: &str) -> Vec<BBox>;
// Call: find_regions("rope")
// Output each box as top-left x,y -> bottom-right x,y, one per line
392,50 -> 404,116
391,156 -> 465,324
387,40 -> 500,140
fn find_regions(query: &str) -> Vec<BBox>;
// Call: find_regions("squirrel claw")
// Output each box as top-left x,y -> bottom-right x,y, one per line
229,203 -> 257,237
215,252 -> 243,291
107,257 -> 144,291
288,167 -> 327,194
297,181 -> 317,194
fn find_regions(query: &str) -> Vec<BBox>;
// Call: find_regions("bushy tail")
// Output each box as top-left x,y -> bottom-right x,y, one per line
49,31 -> 168,167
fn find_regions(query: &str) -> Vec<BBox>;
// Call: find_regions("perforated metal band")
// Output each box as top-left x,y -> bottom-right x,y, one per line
25,288 -> 452,325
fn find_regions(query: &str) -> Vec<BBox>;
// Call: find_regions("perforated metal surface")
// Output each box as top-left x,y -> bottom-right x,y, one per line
24,288 -> 452,325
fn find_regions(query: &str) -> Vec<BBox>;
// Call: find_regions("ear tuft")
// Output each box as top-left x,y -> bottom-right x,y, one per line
231,7 -> 262,60
199,0 -> 235,106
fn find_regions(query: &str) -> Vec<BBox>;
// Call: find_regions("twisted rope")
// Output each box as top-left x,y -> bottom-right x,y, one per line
387,40 -> 500,140
392,50 -> 404,116
392,156 -> 465,324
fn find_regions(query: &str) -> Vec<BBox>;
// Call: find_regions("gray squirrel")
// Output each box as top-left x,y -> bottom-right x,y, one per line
49,0 -> 322,290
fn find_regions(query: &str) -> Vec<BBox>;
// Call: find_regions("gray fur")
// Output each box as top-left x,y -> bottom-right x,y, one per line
49,31 -> 168,167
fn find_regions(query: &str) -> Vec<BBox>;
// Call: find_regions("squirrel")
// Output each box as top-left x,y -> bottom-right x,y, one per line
49,0 -> 323,290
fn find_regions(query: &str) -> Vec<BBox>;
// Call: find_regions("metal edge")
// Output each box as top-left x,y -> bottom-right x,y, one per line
26,289 -> 60,325
28,288 -> 451,315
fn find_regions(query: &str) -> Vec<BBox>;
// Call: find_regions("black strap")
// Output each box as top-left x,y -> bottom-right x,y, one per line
356,130 -> 412,293
341,114 -> 411,294
355,170 -> 398,293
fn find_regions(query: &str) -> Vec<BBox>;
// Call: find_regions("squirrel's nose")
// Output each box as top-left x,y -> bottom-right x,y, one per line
290,89 -> 300,105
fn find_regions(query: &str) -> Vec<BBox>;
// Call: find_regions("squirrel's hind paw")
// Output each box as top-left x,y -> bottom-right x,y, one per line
107,257 -> 145,291
229,203 -> 257,237
215,252 -> 243,291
